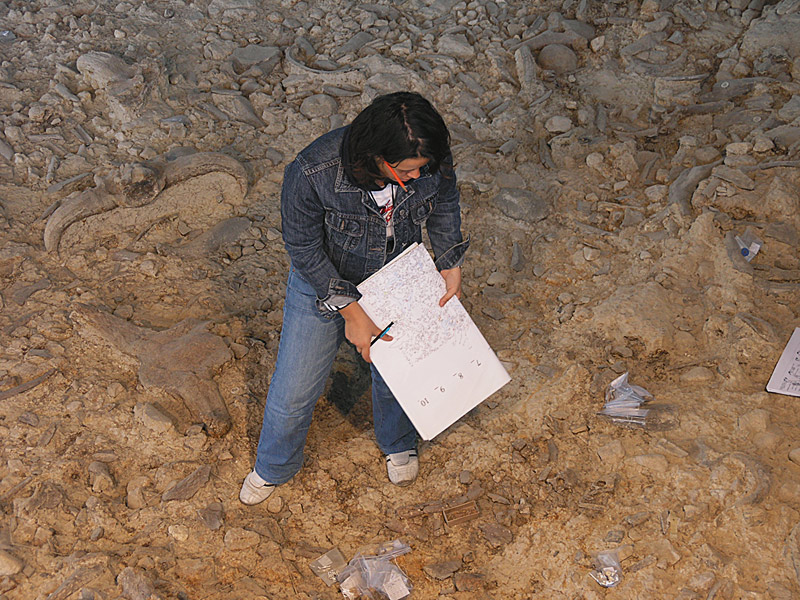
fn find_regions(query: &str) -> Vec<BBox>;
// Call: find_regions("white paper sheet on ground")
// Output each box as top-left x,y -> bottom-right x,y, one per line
357,243 -> 511,440
767,327 -> 800,397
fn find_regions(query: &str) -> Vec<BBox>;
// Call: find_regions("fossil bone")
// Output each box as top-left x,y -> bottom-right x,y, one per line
70,303 -> 234,437
44,151 -> 248,253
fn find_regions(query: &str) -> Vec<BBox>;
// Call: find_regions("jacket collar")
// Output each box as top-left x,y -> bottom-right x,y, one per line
334,161 -> 362,194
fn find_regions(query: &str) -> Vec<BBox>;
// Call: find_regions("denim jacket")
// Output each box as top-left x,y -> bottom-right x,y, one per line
280,126 -> 470,316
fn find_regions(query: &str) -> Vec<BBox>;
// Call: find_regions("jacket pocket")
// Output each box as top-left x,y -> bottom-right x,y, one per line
409,194 -> 435,225
324,210 -> 365,252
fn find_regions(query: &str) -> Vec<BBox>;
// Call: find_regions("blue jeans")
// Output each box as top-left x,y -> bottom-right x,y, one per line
254,268 -> 418,484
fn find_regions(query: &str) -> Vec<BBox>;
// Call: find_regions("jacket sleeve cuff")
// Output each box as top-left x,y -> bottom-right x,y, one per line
315,279 -> 362,316
434,235 -> 470,271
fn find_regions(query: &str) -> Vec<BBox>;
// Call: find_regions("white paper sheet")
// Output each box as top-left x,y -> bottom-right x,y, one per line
767,327 -> 800,397
358,244 -> 510,440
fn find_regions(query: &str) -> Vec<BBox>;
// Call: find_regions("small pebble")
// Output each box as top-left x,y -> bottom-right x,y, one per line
545,115 -> 572,133
267,495 -> 283,514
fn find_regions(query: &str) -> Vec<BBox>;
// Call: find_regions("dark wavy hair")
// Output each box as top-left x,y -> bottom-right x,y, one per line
343,92 -> 452,190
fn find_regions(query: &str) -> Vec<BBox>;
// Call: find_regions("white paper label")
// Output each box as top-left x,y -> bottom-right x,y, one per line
382,571 -> 410,600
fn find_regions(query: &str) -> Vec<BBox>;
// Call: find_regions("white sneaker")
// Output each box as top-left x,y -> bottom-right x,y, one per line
386,450 -> 419,486
239,470 -> 276,505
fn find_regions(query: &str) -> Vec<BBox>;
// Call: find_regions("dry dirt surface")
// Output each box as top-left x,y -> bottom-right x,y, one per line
2,0 -> 800,598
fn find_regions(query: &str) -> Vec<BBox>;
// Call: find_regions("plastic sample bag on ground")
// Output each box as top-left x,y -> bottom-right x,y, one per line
598,372 -> 653,426
310,548 -> 348,586
598,372 -> 676,430
338,539 -> 413,600
589,549 -> 622,588
734,227 -> 763,262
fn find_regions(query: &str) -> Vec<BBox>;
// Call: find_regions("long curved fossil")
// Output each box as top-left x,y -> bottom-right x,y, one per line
44,151 -> 248,253
161,151 -> 248,196
43,183 -> 119,252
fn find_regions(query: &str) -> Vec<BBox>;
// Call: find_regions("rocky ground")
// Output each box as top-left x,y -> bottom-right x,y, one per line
1,0 -> 800,598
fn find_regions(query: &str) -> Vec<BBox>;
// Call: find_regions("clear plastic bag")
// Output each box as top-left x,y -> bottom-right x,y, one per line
598,373 -> 677,430
598,373 -> 653,426
734,227 -> 763,262
338,540 -> 413,600
310,548 -> 348,586
589,550 -> 622,588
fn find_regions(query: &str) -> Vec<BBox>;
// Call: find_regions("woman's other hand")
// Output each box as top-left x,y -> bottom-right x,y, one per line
439,266 -> 462,307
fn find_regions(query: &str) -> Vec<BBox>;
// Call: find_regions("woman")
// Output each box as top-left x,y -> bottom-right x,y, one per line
240,91 -> 469,505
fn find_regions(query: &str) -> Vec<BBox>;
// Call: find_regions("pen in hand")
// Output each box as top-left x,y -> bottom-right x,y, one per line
370,321 -> 395,347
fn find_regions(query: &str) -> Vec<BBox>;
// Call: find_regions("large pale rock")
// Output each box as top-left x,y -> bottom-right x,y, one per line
765,125 -> 800,150
204,40 -> 237,60
300,94 -> 338,118
437,34 -> 476,60
88,461 -> 115,494
680,366 -> 715,384
211,91 -> 263,127
198,502 -> 224,530
134,402 -> 176,433
454,572 -> 485,592
730,313 -> 783,373
423,559 -> 462,580
592,282 -> 676,354
333,32 -> 374,59
492,188 -> 549,223
355,55 -> 427,95
778,94 -> 800,122
597,440 -> 625,463
231,44 -> 280,68
713,165 -> 755,190
654,78 -> 702,106
76,51 -> 134,89
545,115 -> 572,133
207,0 -> 258,18
632,453 -> 669,472
224,527 -> 261,551
740,3 -> 800,61
644,184 -> 668,201
162,465 -> 212,502
649,538 -> 682,567
563,19 -> 595,40
117,567 -> 156,600
537,44 -> 578,73
515,46 -> 546,98
586,152 -> 605,172
737,408 -> 770,434
75,52 -> 173,129
754,430 -> 783,452
126,477 -> 149,509
0,550 -> 23,576
480,523 -> 513,548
